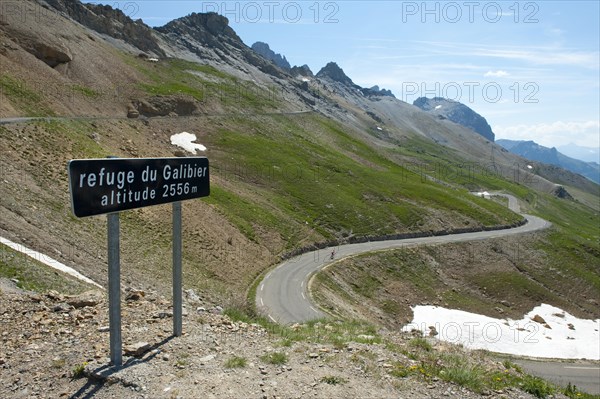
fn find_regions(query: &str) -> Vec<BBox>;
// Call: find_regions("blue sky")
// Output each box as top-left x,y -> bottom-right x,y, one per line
93,1 -> 599,149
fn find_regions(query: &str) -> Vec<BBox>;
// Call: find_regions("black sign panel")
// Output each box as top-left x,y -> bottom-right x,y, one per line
68,157 -> 210,217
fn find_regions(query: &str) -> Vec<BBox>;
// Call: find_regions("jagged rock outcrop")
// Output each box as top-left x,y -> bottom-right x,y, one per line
251,41 -> 291,70
316,62 -> 357,87
361,85 -> 395,98
156,12 -> 243,55
32,42 -> 72,67
131,96 -> 198,117
316,63 -> 395,99
291,64 -> 314,78
156,13 -> 287,78
552,185 -> 574,200
44,0 -> 165,57
9,30 -> 73,68
413,97 -> 495,142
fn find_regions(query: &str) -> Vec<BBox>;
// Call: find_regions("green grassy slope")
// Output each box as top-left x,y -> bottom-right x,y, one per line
0,51 -> 596,308
313,190 -> 600,325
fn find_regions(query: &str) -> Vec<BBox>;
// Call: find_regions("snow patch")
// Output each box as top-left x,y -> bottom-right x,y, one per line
473,191 -> 491,199
0,237 -> 103,289
170,132 -> 206,154
435,105 -> 442,110
403,304 -> 600,359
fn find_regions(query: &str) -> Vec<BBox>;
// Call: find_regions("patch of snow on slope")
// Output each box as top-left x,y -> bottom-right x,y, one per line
403,304 -> 600,359
170,132 -> 207,154
0,237 -> 103,289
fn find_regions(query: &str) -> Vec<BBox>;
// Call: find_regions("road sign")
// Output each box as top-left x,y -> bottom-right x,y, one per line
68,157 -> 210,217
68,156 -> 210,366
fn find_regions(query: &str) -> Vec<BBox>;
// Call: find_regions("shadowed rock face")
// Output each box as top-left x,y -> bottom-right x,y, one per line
156,12 -> 243,54
361,85 -> 395,98
413,97 -> 495,142
251,42 -> 291,70
316,62 -> 356,87
44,0 -> 165,57
291,65 -> 314,78
131,96 -> 198,117
32,43 -> 72,67
156,13 -> 288,78
315,63 -> 395,97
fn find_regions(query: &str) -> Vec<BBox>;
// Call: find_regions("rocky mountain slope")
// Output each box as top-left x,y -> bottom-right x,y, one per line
0,1 -> 599,397
497,139 -> 600,184
413,97 -> 496,142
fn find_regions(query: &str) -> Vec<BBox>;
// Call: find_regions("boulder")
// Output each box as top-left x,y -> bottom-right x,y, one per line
66,290 -> 103,308
124,342 -> 151,357
133,96 -> 197,117
32,43 -> 72,67
127,104 -> 140,118
125,289 -> 145,301
531,314 -> 546,324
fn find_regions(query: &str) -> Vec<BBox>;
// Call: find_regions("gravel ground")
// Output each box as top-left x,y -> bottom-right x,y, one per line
0,283 -> 555,399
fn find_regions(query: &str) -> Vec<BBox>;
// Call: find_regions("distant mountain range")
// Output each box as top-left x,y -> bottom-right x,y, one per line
557,143 -> 600,164
412,97 -> 495,142
497,139 -> 600,184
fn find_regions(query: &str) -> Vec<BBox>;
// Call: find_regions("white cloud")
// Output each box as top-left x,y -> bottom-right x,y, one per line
484,70 -> 510,78
474,48 -> 599,69
494,120 -> 600,147
411,41 -> 600,69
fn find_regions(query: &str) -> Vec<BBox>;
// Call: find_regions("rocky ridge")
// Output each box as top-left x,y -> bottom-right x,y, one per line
251,41 -> 291,70
413,97 -> 496,142
43,0 -> 166,57
316,61 -> 357,87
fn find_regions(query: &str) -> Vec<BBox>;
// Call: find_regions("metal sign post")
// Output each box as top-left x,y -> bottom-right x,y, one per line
107,212 -> 122,366
172,201 -> 183,337
67,157 -> 210,366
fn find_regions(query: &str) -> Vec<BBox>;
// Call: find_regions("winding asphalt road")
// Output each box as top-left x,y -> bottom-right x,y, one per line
513,360 -> 600,395
256,196 -> 600,393
256,194 -> 548,324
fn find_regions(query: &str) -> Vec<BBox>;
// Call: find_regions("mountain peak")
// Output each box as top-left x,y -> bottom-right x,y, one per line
316,62 -> 355,86
290,64 -> 314,78
413,97 -> 495,142
156,12 -> 243,51
251,42 -> 291,70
